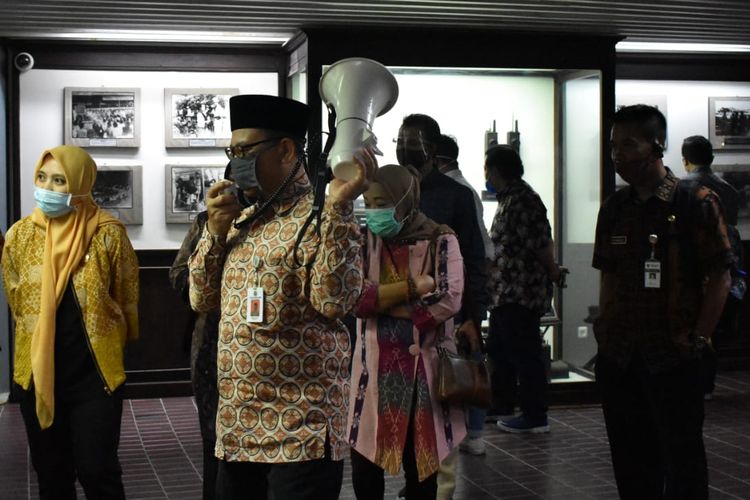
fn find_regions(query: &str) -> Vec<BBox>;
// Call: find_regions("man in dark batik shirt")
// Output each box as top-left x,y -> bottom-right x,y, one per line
484,145 -> 565,434
594,105 -> 732,500
682,135 -> 743,399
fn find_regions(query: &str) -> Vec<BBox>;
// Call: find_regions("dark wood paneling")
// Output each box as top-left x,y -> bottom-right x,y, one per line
617,52 -> 750,81
123,249 -> 192,397
302,28 -> 620,167
7,40 -> 285,73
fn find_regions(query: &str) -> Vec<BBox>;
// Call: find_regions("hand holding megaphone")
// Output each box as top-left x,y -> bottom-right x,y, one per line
328,147 -> 378,202
319,58 -> 398,181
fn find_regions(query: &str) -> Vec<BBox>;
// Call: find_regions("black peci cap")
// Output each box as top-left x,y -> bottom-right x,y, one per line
229,95 -> 310,140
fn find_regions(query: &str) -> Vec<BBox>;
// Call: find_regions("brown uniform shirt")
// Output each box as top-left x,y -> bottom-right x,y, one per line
592,169 -> 732,372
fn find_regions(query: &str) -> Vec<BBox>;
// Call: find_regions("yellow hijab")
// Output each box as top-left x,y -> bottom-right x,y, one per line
30,145 -> 122,429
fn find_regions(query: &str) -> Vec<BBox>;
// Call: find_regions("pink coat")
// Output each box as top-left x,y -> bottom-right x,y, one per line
347,231 -> 466,480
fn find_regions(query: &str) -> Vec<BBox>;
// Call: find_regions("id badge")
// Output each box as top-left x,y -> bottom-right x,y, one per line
644,260 -> 661,289
247,287 -> 264,323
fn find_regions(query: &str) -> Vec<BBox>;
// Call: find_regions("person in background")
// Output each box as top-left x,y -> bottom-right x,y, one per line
189,95 -> 373,500
395,117 -> 488,500
485,145 -> 565,434
594,105 -> 731,499
435,134 -> 494,262
682,134 -> 744,400
348,164 -> 465,500
396,116 -> 488,354
2,145 -> 139,499
169,163 -> 255,500
430,134 -> 494,499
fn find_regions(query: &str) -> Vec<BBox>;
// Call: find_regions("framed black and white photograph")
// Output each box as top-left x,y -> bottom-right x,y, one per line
64,87 -> 140,148
709,97 -> 750,150
164,88 -> 238,148
91,165 -> 143,224
165,164 -> 226,223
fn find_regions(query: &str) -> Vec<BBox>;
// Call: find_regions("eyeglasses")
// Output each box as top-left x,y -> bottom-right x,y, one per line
225,138 -> 282,160
392,131 -> 431,149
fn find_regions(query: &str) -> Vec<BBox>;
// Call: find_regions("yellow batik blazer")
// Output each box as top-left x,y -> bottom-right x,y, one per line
1,216 -> 139,393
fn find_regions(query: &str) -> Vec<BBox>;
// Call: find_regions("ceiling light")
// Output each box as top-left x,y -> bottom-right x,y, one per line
616,42 -> 750,53
4,29 -> 292,45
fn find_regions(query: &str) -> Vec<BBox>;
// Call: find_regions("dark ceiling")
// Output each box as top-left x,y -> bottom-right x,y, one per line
0,0 -> 749,46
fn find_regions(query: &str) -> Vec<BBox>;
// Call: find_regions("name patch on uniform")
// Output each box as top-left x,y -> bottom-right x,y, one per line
610,235 -> 627,245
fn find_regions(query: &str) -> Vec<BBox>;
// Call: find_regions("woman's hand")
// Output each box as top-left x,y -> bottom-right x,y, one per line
206,180 -> 242,238
414,274 -> 436,296
328,148 -> 378,202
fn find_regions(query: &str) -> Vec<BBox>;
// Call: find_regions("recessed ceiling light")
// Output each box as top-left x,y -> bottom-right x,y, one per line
617,42 -> 750,53
4,29 -> 293,44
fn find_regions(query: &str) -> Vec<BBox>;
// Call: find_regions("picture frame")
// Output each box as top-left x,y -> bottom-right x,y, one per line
164,88 -> 238,148
708,97 -> 750,150
91,165 -> 143,224
712,164 -> 750,218
64,87 -> 140,148
165,164 -> 226,223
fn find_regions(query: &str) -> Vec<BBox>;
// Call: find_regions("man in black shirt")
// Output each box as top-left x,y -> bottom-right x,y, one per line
394,113 -> 489,500
395,114 -> 489,351
682,135 -> 743,399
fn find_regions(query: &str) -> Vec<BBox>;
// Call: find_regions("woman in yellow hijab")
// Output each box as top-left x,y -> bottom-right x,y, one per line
1,145 -> 139,499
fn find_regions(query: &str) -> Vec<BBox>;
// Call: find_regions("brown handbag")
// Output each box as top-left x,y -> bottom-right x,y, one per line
418,229 -> 492,409
435,330 -> 492,408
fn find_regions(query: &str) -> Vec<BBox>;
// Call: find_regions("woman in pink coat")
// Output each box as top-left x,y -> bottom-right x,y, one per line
347,165 -> 466,500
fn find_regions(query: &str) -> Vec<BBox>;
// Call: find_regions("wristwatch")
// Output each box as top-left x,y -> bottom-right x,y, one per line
694,335 -> 710,350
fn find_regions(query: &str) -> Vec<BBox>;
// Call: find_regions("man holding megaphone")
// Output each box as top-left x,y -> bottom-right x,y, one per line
188,94 -> 376,500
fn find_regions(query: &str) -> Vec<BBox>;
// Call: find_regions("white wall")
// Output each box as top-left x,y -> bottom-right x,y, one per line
616,80 -> 750,236
564,76 -> 601,244
19,69 -> 278,249
616,80 -> 750,173
362,71 -> 556,233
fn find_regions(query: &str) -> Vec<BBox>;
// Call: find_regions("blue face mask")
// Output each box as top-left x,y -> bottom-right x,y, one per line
229,141 -> 281,191
230,155 -> 260,191
365,208 -> 403,238
34,187 -> 74,218
485,180 -> 497,195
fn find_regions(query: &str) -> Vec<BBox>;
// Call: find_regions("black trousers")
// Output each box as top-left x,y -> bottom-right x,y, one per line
214,440 -> 343,500
486,304 -> 548,422
350,419 -> 438,500
699,295 -> 740,395
596,354 -> 708,500
192,332 -> 219,500
18,385 -> 125,500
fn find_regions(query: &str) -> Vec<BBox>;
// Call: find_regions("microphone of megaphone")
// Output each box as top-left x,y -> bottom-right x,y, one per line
319,57 -> 399,181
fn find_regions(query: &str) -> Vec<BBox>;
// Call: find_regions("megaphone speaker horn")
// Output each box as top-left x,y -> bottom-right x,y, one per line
319,57 -> 399,181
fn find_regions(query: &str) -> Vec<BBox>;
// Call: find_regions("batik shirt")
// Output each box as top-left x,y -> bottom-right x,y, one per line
487,179 -> 553,316
189,175 -> 363,463
593,169 -> 732,372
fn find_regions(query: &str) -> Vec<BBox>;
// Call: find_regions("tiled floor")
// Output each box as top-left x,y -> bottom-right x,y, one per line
1,371 -> 749,499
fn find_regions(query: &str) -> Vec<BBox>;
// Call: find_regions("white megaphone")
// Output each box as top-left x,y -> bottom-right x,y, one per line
319,57 -> 399,180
